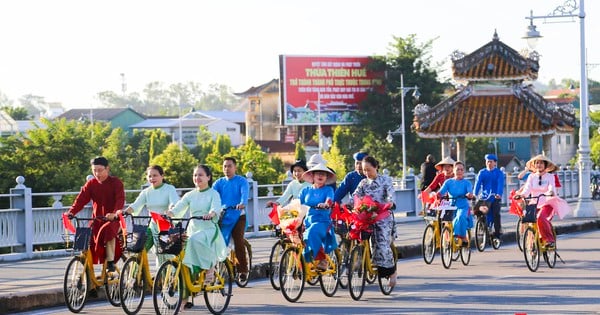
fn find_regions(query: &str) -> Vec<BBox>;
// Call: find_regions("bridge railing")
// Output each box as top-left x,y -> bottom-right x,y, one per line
0,168 -> 582,261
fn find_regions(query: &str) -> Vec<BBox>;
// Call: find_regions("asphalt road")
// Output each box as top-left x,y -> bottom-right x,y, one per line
17,229 -> 600,315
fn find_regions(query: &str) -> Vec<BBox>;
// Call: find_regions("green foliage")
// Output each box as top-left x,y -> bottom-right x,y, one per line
294,141 -> 306,161
1,106 -> 29,120
322,145 -> 347,178
270,154 -> 286,181
193,125 -> 216,163
213,134 -> 232,156
150,143 -> 198,188
464,138 -> 494,171
331,126 -> 366,171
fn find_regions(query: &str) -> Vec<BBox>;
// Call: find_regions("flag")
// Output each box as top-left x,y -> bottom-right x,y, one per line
62,213 -> 76,233
150,211 -> 172,232
268,204 -> 280,226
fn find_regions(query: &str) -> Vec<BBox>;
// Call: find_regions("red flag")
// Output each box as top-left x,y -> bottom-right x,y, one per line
150,211 -> 172,232
62,213 -> 76,233
421,191 -> 434,204
118,212 -> 127,230
268,204 -> 280,226
508,189 -> 523,217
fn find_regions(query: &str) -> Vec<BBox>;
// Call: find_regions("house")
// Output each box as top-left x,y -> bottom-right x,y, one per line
56,107 -> 146,132
128,110 -> 242,148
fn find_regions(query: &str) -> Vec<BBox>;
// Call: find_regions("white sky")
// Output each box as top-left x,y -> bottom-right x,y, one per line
0,0 -> 598,109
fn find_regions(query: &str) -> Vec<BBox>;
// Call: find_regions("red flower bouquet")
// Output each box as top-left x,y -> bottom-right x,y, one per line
348,195 -> 392,240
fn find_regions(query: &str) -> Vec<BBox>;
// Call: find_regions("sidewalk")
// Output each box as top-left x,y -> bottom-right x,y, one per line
1,208 -> 598,314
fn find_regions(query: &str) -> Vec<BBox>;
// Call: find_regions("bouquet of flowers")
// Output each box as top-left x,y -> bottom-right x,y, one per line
268,199 -> 308,242
508,189 -> 524,217
348,195 -> 392,240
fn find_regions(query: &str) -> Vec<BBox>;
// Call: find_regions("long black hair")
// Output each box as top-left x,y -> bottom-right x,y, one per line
195,164 -> 213,187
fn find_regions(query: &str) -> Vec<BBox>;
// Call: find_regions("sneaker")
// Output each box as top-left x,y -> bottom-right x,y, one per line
106,261 -> 115,272
238,272 -> 248,283
184,301 -> 194,309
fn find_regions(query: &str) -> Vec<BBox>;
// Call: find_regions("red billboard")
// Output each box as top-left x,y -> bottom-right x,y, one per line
280,55 -> 384,126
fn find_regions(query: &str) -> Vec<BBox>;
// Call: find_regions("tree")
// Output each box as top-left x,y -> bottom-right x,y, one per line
352,35 -> 448,172
151,143 -> 198,188
1,106 -> 29,120
294,141 -> 306,161
193,125 -> 216,163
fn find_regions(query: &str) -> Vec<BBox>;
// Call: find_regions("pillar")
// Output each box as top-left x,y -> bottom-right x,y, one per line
456,136 -> 466,163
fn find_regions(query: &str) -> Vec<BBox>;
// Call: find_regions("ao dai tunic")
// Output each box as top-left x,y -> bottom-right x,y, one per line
299,185 -> 337,262
276,180 -> 311,206
438,178 -> 473,238
170,188 -> 228,270
353,175 -> 396,269
129,183 -> 179,235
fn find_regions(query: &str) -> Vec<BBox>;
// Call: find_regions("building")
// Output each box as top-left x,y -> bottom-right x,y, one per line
412,31 -> 578,167
234,79 -> 282,142
56,107 -> 146,132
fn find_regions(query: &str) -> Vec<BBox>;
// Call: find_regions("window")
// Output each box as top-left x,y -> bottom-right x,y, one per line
226,127 -> 236,132
508,141 -> 515,151
557,135 -> 561,144
566,135 -> 571,145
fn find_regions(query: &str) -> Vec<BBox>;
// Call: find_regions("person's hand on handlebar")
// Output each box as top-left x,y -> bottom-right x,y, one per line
202,211 -> 217,220
235,203 -> 245,210
266,201 -> 278,208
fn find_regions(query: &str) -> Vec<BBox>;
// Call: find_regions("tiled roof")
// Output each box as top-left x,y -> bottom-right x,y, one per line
234,79 -> 279,97
56,108 -> 144,121
412,85 -> 577,138
451,32 -> 539,81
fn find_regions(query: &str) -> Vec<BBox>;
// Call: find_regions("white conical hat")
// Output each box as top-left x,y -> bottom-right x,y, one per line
302,163 -> 336,185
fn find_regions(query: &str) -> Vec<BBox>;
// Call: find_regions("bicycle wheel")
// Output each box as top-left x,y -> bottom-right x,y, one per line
268,239 -> 286,290
63,256 -> 89,313
491,229 -> 501,250
422,225 -> 436,264
378,244 -> 397,296
516,218 -> 526,252
152,260 -> 182,315
120,256 -> 146,315
337,238 -> 351,289
460,238 -> 471,266
474,217 -> 487,252
440,226 -> 452,269
348,244 -> 366,301
279,247 -> 305,303
319,249 -> 340,297
544,229 -> 557,268
523,227 -> 539,272
234,239 -> 252,288
204,260 -> 233,315
105,256 -> 124,307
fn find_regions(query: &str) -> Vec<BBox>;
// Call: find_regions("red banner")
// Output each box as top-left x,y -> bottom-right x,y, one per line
280,55 -> 384,126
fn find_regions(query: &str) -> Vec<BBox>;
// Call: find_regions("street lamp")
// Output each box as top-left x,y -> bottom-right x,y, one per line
387,73 -> 420,186
523,0 -> 594,217
305,91 -> 323,154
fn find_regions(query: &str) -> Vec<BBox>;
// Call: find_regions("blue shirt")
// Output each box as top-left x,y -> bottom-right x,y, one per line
212,175 -> 249,209
438,178 -> 473,210
334,171 -> 366,203
473,167 -> 504,202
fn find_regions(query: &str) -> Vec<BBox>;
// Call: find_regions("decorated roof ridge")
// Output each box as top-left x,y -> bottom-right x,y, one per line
411,85 -> 473,130
411,83 -> 578,133
234,78 -> 279,97
450,31 -> 539,80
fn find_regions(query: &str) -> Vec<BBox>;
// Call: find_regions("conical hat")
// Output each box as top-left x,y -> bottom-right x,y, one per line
302,163 -> 336,185
435,156 -> 456,171
526,154 -> 558,173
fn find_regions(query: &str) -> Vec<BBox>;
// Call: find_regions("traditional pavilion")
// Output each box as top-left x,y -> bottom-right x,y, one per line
412,31 -> 578,166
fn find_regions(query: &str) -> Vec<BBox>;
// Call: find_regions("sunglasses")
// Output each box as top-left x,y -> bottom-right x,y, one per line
538,176 -> 542,186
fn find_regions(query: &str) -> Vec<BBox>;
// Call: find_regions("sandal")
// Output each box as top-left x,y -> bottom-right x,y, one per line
316,259 -> 328,271
204,268 -> 215,285
184,301 -> 194,309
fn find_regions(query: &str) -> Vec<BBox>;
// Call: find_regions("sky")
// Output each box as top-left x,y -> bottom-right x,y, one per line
0,0 -> 598,109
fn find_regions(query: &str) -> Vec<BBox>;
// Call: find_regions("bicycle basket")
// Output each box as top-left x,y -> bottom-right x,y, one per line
157,226 -> 184,255
74,227 -> 92,251
473,200 -> 490,216
127,224 -> 147,253
333,220 -> 348,236
440,210 -> 455,222
522,204 -> 537,223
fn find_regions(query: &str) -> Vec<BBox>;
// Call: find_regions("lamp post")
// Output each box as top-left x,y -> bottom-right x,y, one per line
386,73 -> 420,187
306,92 -> 323,154
523,0 -> 594,217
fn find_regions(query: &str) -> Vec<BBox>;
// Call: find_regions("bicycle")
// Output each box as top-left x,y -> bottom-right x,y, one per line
421,202 -> 443,265
220,206 -> 252,288
278,238 -> 341,302
152,216 -> 233,315
438,196 -> 472,269
473,198 -> 501,252
516,195 -> 564,272
347,228 -> 399,300
118,214 -> 155,315
331,202 -> 353,289
61,215 -> 125,313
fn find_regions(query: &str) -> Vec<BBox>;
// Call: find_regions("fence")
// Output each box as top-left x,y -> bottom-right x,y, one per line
0,168 -> 582,261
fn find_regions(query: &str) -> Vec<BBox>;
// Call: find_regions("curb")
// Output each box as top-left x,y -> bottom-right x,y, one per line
2,219 -> 598,314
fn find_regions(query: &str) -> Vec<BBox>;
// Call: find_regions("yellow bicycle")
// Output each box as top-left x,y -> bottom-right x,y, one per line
152,216 -> 233,315
438,197 -> 472,269
347,228 -> 399,301
421,206 -> 442,264
518,195 -> 563,272
62,216 -> 125,313
119,214 -> 155,315
278,237 -> 341,302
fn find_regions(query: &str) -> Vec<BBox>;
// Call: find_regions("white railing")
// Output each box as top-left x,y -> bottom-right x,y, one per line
0,168 -> 582,261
